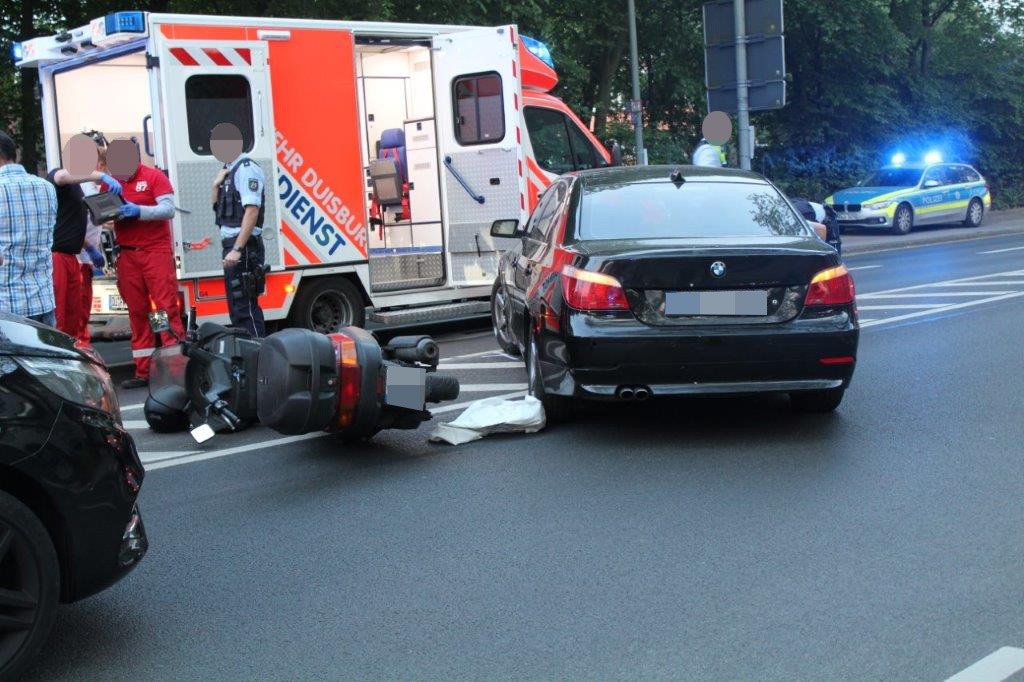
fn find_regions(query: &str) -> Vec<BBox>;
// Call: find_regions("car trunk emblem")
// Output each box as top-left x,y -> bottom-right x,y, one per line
710,261 -> 726,277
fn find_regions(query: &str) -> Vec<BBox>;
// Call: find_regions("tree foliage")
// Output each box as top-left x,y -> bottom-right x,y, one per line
2,0 -> 1022,204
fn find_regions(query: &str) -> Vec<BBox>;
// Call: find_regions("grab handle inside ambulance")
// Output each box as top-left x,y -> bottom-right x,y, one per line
142,115 -> 154,158
443,156 -> 486,205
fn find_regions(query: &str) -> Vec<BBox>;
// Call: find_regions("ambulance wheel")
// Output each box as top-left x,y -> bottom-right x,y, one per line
891,203 -> 914,235
490,279 -> 520,356
289,277 -> 365,333
963,198 -> 984,227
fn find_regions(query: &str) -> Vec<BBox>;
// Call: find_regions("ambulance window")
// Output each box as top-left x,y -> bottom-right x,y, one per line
453,73 -> 505,145
565,119 -> 603,170
184,75 -> 255,155
524,107 -> 574,174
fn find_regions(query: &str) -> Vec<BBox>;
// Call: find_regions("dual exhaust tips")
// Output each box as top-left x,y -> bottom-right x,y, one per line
616,385 -> 651,401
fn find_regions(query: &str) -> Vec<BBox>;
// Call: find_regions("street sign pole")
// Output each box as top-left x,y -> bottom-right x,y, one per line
734,0 -> 751,170
627,0 -> 646,165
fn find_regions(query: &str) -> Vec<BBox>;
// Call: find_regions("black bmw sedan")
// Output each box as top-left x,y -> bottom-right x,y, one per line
489,166 -> 858,421
0,313 -> 147,678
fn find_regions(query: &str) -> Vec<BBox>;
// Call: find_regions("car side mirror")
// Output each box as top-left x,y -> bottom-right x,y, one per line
923,179 -> 941,188
490,219 -> 522,238
605,139 -> 623,166
810,222 -> 828,241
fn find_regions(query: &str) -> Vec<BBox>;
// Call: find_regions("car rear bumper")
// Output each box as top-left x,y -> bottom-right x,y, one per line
538,310 -> 858,399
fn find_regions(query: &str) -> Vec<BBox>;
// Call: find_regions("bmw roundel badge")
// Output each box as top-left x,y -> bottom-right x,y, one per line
710,261 -> 726,278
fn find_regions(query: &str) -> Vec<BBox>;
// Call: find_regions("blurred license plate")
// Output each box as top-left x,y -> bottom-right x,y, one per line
838,213 -> 856,220
107,294 -> 127,311
665,290 -> 768,316
384,365 -> 426,411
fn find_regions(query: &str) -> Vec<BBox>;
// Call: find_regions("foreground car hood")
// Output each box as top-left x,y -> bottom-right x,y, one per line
0,312 -> 88,360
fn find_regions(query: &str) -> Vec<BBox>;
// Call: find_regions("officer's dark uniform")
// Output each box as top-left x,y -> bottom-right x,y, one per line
216,155 -> 267,337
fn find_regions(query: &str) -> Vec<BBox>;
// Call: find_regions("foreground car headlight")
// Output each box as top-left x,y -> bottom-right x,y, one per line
17,356 -> 121,420
864,200 -> 893,211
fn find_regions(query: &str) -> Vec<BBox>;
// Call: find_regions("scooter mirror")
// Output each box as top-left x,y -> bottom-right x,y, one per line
148,309 -> 171,334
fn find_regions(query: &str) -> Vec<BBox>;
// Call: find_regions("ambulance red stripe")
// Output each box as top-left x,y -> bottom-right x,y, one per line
203,48 -> 232,66
169,47 -> 199,66
234,47 -> 252,64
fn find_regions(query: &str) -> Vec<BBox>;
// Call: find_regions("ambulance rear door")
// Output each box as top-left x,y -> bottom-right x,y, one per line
432,26 -> 525,287
150,38 -> 283,278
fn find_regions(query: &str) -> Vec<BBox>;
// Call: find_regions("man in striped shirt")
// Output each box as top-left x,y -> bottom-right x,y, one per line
0,132 -> 57,325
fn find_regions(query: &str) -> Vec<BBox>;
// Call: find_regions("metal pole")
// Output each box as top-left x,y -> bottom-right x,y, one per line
627,0 -> 646,165
734,0 -> 751,170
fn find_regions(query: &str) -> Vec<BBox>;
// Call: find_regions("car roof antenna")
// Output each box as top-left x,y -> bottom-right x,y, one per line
670,169 -> 685,187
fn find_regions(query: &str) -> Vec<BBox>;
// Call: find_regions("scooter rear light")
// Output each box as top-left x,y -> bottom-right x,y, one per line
327,332 -> 361,428
805,265 -> 856,306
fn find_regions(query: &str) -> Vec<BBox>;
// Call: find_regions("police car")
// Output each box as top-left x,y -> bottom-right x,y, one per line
825,158 -> 991,235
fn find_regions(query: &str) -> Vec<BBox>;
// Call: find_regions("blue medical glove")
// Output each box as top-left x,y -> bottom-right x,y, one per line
100,174 -> 123,195
86,244 -> 105,269
119,202 -> 141,219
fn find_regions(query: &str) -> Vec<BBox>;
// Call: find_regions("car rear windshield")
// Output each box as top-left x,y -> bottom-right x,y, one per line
861,168 -> 922,187
578,181 -> 810,240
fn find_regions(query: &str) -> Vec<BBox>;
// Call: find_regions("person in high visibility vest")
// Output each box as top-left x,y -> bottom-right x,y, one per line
693,111 -> 733,167
692,138 -> 724,167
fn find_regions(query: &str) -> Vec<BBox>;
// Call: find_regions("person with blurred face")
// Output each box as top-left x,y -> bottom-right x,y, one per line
0,131 -> 57,325
210,122 -> 266,337
46,133 -> 122,336
103,138 -> 184,388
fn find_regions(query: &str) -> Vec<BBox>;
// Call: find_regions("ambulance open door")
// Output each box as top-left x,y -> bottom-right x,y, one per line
150,39 -> 283,278
432,26 -> 525,287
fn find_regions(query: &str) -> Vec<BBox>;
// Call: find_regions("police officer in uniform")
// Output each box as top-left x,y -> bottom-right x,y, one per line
210,122 -> 266,337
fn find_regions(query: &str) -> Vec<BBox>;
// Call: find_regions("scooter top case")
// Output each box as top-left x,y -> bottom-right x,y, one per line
255,327 -> 341,435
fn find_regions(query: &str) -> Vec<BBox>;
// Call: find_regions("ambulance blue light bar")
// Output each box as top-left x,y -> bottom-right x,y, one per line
521,35 -> 555,69
10,42 -> 23,62
104,11 -> 146,35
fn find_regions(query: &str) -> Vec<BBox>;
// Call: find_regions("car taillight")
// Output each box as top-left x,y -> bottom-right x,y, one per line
327,332 -> 361,428
805,265 -> 855,306
561,265 -> 629,311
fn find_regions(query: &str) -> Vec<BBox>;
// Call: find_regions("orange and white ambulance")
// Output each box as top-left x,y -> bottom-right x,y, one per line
16,11 -> 615,335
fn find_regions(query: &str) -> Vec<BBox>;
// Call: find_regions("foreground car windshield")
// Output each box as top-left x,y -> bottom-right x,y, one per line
861,168 -> 923,187
578,181 -> 810,240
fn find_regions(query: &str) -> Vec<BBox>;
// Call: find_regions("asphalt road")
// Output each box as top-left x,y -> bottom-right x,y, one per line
27,231 -> 1024,680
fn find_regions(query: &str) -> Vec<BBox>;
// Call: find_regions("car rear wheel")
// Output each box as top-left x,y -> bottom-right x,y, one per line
490,279 -> 520,356
0,491 -> 59,680
891,204 -> 914,235
963,198 -> 984,227
789,387 -> 845,413
527,327 -> 576,423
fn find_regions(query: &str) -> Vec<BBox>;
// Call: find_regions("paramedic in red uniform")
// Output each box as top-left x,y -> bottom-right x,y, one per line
46,134 -> 121,336
103,138 -> 184,389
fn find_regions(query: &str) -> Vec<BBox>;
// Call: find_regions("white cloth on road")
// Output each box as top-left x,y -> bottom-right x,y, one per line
429,395 -> 546,445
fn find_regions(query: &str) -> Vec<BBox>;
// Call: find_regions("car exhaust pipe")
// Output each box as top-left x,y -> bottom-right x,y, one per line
617,386 -> 635,400
634,386 -> 651,401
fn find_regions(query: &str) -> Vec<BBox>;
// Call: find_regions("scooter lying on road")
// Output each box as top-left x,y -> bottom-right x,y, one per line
143,309 -> 460,443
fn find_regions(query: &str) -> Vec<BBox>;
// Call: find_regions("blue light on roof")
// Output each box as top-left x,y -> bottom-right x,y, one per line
521,35 -> 555,69
890,152 -> 906,166
10,42 -> 23,62
924,150 -> 942,164
104,11 -> 146,35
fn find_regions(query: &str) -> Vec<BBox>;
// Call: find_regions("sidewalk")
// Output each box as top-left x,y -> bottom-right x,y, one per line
842,207 -> 1024,255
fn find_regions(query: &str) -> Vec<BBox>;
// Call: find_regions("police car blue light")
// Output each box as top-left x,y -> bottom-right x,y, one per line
825,161 -> 991,235
924,150 -> 942,164
521,36 -> 555,69
890,152 -> 906,166
104,11 -> 146,35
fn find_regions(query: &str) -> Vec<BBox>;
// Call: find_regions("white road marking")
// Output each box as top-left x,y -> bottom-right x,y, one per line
978,245 -> 1024,254
860,291 -> 1024,328
858,292 -> 1013,299
946,646 -> 1024,682
863,268 -> 1024,297
121,403 -> 143,412
928,281 -> 1024,287
143,390 -> 529,471
441,348 -> 504,361
122,420 -> 150,430
459,383 -> 527,392
437,361 -> 525,370
847,265 -> 882,271
858,303 -> 950,310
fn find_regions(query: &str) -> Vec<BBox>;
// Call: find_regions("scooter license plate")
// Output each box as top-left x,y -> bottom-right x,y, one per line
384,365 -> 426,411
190,423 -> 216,444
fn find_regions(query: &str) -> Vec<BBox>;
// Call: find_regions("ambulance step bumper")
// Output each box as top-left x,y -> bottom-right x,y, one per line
369,301 -> 490,326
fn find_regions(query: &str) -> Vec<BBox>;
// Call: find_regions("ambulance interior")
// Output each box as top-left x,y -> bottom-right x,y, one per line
356,43 -> 447,291
51,50 -> 154,173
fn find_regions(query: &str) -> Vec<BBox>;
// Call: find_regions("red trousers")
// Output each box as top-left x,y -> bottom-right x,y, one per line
52,252 -> 82,337
77,264 -> 93,347
115,249 -> 184,379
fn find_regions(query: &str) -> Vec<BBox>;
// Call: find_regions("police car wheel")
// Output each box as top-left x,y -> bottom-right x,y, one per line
288,277 -> 365,333
891,204 -> 914,235
963,198 -> 984,227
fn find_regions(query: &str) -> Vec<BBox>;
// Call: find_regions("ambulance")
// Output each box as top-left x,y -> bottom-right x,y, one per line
15,11 -> 616,336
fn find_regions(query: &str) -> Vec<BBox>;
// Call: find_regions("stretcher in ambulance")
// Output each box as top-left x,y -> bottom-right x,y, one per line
17,11 -> 616,336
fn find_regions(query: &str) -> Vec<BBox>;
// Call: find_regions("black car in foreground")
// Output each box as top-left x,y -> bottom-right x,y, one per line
490,165 -> 859,421
0,313 -> 147,678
